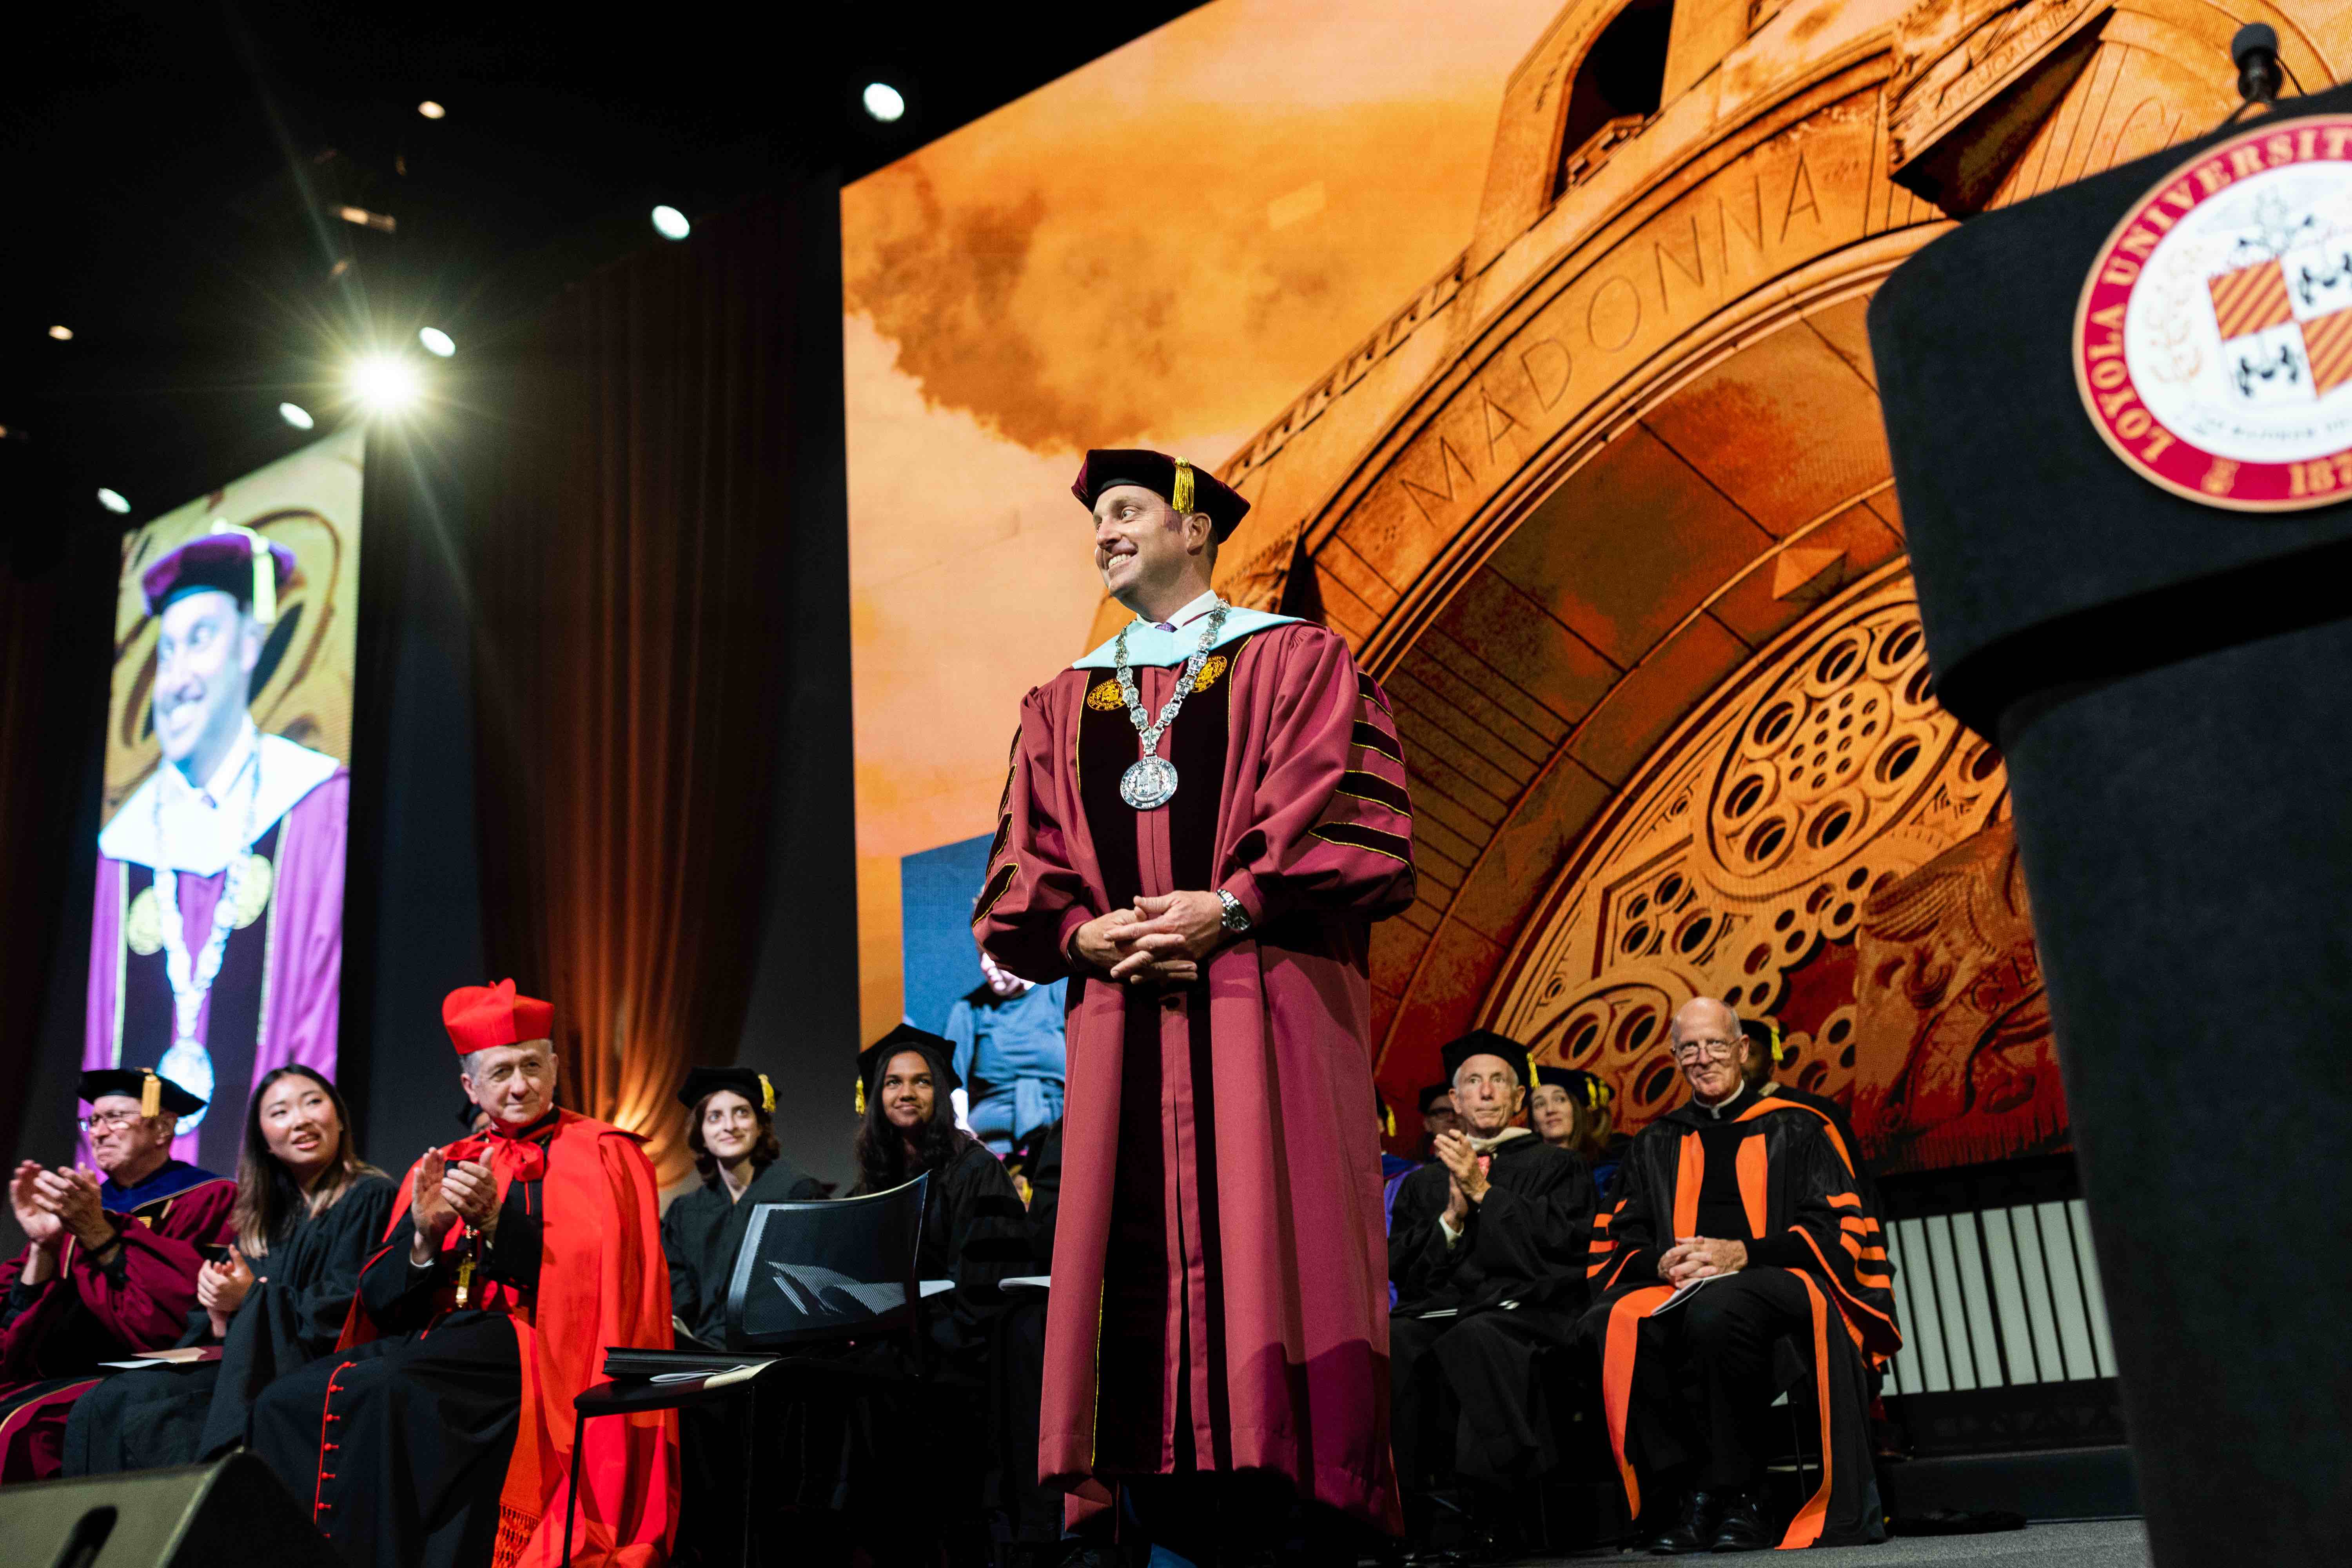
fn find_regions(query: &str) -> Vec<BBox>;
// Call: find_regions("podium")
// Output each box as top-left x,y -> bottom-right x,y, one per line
1869,83 -> 2352,1565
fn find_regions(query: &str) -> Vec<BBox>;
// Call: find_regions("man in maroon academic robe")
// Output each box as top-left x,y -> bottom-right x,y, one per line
0,1069 -> 235,1482
85,526 -> 349,1176
978,449 -> 1416,1559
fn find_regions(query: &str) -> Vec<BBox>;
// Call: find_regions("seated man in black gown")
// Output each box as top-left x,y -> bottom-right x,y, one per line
1583,998 -> 1900,1554
1388,1030 -> 1597,1551
64,1065 -> 393,1475
661,1065 -> 825,1348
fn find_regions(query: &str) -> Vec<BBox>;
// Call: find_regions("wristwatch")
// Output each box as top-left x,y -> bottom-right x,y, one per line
1216,889 -> 1252,935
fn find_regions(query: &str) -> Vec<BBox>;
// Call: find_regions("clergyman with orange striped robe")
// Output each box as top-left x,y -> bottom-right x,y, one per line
1580,996 -> 1902,1553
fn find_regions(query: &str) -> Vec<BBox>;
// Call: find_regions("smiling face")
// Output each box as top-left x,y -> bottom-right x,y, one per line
1449,1054 -> 1525,1139
701,1089 -> 760,1165
1528,1082 -> 1575,1145
86,1094 -> 177,1183
880,1050 -> 936,1133
259,1073 -> 342,1182
1092,483 -> 1213,615
461,1041 -> 559,1128
1671,998 -> 1753,1105
152,589 -> 262,785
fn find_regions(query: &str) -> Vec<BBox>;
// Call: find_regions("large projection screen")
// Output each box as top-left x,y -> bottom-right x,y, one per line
83,425 -> 363,1172
842,0 -> 1562,1037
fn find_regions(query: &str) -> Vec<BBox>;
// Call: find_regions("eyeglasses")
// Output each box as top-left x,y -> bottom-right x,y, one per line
1670,1039 -> 1743,1062
78,1111 -> 149,1133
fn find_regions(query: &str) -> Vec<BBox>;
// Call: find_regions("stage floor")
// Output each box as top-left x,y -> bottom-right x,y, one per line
1526,1517 -> 2149,1566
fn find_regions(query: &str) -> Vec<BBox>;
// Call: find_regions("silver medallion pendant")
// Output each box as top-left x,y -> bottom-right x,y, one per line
1120,755 -> 1180,810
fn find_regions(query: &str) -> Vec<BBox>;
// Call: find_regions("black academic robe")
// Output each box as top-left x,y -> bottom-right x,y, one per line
1759,1081 -> 1878,1214
1386,1132 -> 1596,1495
907,1135 -> 1037,1370
62,1173 -> 396,1475
659,1158 -> 824,1347
247,1151 -> 545,1568
1581,1086 -> 1901,1548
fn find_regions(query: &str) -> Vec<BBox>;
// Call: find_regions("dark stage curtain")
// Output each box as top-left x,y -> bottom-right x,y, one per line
474,196 -> 810,1185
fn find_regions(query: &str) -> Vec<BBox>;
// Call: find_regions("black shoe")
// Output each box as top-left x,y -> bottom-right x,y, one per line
1645,1492 -> 1720,1555
1706,1492 -> 1770,1553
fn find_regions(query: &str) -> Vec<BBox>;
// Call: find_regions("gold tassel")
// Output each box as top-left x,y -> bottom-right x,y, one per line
1382,1103 -> 1396,1138
1171,458 -> 1196,515
208,520 -> 277,626
855,1076 -> 865,1115
140,1071 -> 161,1120
759,1073 -> 775,1113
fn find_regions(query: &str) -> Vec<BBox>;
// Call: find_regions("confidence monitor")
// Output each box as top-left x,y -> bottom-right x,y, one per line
1868,83 -> 2352,1567
0,1453 -> 338,1568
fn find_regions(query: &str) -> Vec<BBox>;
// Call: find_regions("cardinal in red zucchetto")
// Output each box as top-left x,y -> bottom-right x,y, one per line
245,980 -> 677,1568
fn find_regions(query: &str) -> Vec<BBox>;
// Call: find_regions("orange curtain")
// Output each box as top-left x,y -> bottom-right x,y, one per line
473,197 -> 806,1185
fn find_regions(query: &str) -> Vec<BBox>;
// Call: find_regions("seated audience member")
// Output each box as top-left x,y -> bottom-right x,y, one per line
1583,998 -> 1899,1553
944,937 -> 1069,1157
1741,1018 -> 1876,1212
853,1024 -> 1034,1367
456,1097 -> 494,1138
1530,1065 -> 1629,1198
247,980 -> 676,1568
846,1025 -> 1047,1561
0,1070 -> 234,1482
1007,1115 -> 1062,1263
661,1065 -> 824,1348
64,1065 -> 393,1475
1414,1082 -> 1459,1160
1389,1031 -> 1597,1548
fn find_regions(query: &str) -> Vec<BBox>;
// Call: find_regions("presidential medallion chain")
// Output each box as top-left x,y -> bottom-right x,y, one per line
146,744 -> 263,1131
1113,601 -> 1229,810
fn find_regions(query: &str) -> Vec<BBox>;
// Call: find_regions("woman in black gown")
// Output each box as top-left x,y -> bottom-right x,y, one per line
660,1066 -> 826,1348
63,1064 -> 394,1473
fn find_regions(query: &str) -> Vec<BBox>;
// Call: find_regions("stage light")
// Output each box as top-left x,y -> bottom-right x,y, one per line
97,488 -> 130,515
652,205 -> 691,241
863,82 -> 906,123
279,402 -> 316,430
418,327 -> 456,358
336,205 -> 397,233
350,354 -> 423,413
47,325 -> 73,341
418,100 -> 446,120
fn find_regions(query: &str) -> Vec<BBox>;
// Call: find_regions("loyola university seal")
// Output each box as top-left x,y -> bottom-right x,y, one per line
2074,116 -> 2352,511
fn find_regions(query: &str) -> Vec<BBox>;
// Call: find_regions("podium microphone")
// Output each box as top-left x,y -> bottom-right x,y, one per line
2231,23 -> 2284,107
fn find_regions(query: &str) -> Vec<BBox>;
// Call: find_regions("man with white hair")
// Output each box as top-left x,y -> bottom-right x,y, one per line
1582,997 -> 1900,1553
1387,1029 -> 1596,1550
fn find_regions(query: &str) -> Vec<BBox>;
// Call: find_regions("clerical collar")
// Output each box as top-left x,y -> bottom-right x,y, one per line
1467,1125 -> 1533,1154
1692,1083 -> 1760,1120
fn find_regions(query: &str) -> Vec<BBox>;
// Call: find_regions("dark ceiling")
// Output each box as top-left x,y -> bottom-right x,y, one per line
0,1 -> 1200,574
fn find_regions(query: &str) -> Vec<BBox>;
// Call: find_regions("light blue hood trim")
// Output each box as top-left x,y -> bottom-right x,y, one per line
1071,606 -> 1301,670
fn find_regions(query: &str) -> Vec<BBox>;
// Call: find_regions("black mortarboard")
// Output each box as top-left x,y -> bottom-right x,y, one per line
1533,1065 -> 1614,1110
856,1024 -> 962,1112
1438,1029 -> 1535,1087
80,1068 -> 204,1118
1072,449 -> 1251,542
1417,1083 -> 1452,1116
1743,1018 -> 1793,1068
677,1065 -> 776,1114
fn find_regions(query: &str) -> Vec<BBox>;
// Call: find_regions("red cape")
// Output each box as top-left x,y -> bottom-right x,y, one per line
346,1109 -> 676,1568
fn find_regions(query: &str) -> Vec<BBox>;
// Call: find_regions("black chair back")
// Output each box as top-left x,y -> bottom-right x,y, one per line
722,1173 -> 928,1352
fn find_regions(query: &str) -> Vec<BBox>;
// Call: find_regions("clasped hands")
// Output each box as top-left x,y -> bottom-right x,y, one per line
1432,1131 -> 1491,1225
1658,1236 -> 1747,1287
409,1147 -> 499,1266
1072,891 -> 1227,986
